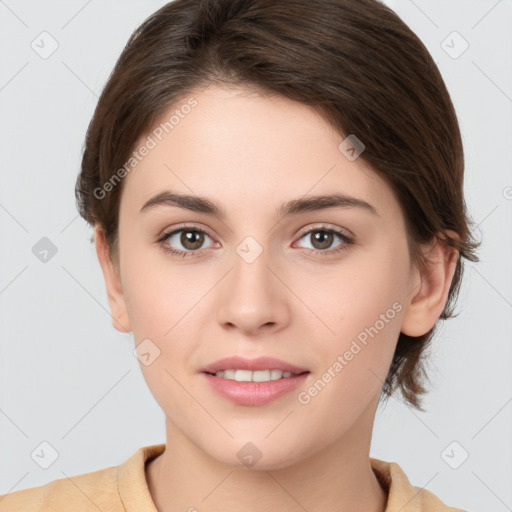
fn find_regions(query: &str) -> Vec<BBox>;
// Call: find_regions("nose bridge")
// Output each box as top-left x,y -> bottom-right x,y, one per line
235,241 -> 271,291
216,235 -> 287,331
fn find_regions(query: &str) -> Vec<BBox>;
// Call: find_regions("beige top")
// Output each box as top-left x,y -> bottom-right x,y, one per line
0,443 -> 466,511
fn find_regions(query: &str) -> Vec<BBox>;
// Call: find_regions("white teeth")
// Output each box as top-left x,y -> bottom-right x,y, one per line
235,369 -> 253,381
213,369 -> 298,382
270,369 -> 284,380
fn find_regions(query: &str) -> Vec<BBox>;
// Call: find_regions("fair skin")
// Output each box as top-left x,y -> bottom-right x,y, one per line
95,84 -> 458,512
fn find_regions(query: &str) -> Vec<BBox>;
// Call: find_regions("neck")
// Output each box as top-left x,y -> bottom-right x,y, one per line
146,401 -> 387,512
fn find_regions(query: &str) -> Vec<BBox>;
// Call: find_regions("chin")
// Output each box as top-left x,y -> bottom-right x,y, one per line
200,436 -> 308,471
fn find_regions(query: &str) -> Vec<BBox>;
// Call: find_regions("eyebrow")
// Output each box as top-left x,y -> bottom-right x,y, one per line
139,190 -> 378,218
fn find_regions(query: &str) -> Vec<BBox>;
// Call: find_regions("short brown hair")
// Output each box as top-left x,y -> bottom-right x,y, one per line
75,0 -> 480,409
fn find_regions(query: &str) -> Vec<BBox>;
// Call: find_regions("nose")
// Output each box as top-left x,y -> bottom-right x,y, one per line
216,244 -> 290,336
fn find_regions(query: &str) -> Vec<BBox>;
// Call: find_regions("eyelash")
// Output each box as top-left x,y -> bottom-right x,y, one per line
156,224 -> 354,259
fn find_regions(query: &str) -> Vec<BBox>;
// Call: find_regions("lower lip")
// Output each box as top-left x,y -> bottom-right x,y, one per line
202,372 -> 310,406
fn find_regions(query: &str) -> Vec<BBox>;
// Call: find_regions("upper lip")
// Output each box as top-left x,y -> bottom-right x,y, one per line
201,356 -> 309,374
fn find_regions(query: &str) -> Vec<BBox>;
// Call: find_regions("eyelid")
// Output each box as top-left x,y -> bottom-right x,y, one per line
158,222 -> 352,242
295,222 -> 353,239
157,221 -> 355,258
155,223 -> 219,253
158,222 -> 215,240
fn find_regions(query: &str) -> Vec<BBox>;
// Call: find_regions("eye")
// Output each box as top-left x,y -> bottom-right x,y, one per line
156,224 -> 354,259
294,226 -> 354,256
156,225 -> 216,258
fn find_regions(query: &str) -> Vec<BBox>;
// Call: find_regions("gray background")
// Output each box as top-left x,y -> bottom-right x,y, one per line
1,1 -> 511,510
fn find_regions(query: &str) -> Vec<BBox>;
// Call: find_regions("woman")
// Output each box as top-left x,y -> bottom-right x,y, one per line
0,0 -> 479,510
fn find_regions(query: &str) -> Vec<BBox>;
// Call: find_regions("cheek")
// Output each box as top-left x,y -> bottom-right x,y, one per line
120,241 -> 195,336
121,263 -> 204,412
296,247 -> 407,403
120,254 -> 208,369
298,297 -> 403,424
298,243 -> 408,335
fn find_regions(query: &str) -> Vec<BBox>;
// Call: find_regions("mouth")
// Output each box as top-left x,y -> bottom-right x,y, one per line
200,355 -> 310,406
200,355 -> 309,378
203,369 -> 309,382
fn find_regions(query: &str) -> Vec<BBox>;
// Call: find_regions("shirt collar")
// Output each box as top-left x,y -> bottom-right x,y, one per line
117,444 -> 442,512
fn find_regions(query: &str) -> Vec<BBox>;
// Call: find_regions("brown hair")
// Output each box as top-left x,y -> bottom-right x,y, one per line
75,0 -> 480,409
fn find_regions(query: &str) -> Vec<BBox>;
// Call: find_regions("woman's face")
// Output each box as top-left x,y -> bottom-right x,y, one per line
100,85 -> 424,469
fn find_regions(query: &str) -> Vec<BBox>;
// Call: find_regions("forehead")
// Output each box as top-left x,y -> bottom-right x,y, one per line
119,85 -> 400,222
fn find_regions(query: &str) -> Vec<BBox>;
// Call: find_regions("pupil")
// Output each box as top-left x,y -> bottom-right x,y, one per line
181,230 -> 204,250
312,231 -> 332,250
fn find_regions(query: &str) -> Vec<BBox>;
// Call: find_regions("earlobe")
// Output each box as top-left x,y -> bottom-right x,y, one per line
401,232 -> 459,338
94,225 -> 132,333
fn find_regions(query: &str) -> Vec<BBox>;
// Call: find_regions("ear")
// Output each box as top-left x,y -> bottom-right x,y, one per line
94,224 -> 132,333
401,231 -> 459,337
